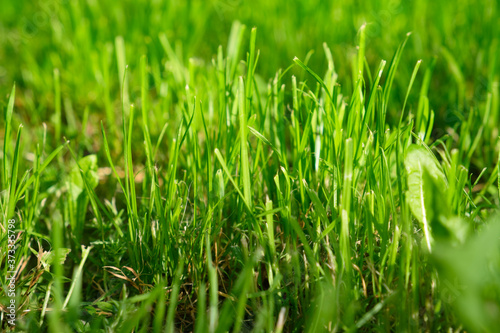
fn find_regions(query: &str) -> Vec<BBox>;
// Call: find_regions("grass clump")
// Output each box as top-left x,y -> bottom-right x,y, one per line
1,0 -> 500,332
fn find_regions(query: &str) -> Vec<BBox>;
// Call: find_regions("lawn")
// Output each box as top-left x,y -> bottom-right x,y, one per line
1,0 -> 500,332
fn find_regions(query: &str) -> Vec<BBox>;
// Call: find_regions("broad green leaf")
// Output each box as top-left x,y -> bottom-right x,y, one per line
68,154 -> 99,198
404,144 -> 448,251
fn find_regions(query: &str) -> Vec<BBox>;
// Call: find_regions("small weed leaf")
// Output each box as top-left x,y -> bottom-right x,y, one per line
68,154 -> 99,198
405,144 -> 448,251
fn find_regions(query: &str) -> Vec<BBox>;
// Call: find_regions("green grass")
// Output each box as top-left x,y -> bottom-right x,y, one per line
1,0 -> 500,332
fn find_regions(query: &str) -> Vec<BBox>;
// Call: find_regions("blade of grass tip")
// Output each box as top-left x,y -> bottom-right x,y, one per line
42,122 -> 47,156
16,168 -> 31,202
354,60 -> 386,160
115,36 -> 130,108
399,60 -> 422,125
416,57 -> 436,134
278,81 -> 287,160
383,32 -> 411,114
191,98 -> 199,229
274,307 -> 287,333
216,45 -> 226,149
216,168 -> 225,200
62,245 -> 93,309
153,121 -> 169,160
141,55 -> 153,169
238,77 -> 252,209
7,125 -> 22,220
323,42 -> 336,82
366,60 -> 386,118
227,21 -> 246,82
3,84 -> 15,188
248,126 -> 284,166
246,27 -> 258,110
357,23 -> 366,82
165,257 -> 185,333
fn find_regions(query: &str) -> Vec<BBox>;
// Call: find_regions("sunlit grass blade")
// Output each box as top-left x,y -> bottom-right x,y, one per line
340,138 -> 353,274
238,77 -> 252,209
2,84 -> 15,188
62,245 -> 93,309
7,124 -> 22,220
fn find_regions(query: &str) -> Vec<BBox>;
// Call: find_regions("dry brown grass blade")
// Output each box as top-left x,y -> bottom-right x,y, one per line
104,266 -> 141,291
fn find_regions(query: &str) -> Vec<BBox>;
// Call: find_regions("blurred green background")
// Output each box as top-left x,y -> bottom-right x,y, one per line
1,0 -> 498,130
